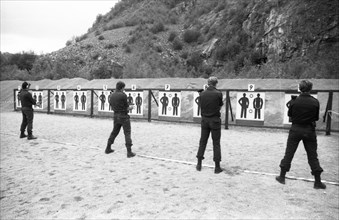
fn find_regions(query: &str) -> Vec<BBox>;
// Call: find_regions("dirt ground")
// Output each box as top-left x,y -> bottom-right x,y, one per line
0,111 -> 338,220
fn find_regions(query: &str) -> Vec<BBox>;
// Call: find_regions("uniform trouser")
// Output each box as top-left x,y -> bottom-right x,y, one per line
279,124 -> 323,175
196,117 -> 221,162
107,114 -> 132,148
20,107 -> 34,135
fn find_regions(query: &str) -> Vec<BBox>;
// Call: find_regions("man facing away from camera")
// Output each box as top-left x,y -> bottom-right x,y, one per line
276,80 -> 326,189
196,76 -> 224,174
19,81 -> 39,140
105,81 -> 136,158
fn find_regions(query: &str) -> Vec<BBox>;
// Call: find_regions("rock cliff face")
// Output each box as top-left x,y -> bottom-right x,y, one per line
244,0 -> 339,62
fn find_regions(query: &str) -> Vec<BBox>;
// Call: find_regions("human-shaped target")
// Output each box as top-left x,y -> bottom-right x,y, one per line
193,91 -> 202,118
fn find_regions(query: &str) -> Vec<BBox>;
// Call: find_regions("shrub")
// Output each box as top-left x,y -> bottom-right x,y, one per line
66,40 -> 72,46
104,43 -> 117,49
98,35 -> 105,40
150,22 -> 165,34
187,52 -> 203,71
168,31 -> 177,42
183,29 -> 201,43
95,30 -> 101,36
180,51 -> 189,59
75,34 -> 88,43
91,65 -> 112,79
91,53 -> 100,60
124,45 -> 132,53
172,38 -> 183,50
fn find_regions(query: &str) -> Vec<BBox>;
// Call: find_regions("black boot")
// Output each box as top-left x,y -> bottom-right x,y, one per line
20,132 -> 27,138
196,159 -> 202,171
127,147 -> 135,158
275,169 -> 286,184
214,161 -> 223,174
105,143 -> 114,154
27,134 -> 37,140
314,172 -> 326,189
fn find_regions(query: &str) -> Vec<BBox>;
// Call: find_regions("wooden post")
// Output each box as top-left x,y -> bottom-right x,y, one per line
13,89 -> 17,111
90,90 -> 94,118
225,90 -> 229,129
148,90 -> 152,122
47,89 -> 51,114
325,92 -> 333,135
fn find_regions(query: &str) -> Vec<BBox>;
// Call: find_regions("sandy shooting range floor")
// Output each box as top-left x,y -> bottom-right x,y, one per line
0,111 -> 339,219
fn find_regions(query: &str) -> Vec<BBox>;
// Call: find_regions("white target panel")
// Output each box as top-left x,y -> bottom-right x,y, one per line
236,92 -> 266,121
125,91 -> 144,116
54,91 -> 67,110
73,91 -> 87,111
158,91 -> 181,117
32,91 -> 43,110
98,90 -> 113,112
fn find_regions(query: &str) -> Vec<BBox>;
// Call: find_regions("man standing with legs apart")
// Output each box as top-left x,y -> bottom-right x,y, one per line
276,80 -> 326,189
105,81 -> 136,158
19,81 -> 39,140
196,76 -> 224,174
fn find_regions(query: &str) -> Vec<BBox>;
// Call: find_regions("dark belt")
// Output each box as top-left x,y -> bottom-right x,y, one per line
114,111 -> 127,115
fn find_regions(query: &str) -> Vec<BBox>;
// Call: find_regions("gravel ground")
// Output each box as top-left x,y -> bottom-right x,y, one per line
0,111 -> 338,219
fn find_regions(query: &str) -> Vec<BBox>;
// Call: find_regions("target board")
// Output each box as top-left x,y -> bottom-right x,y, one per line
158,91 -> 181,117
97,90 -> 113,112
125,91 -> 144,116
236,92 -> 266,126
73,91 -> 87,111
53,91 -> 67,110
32,91 -> 43,110
15,90 -> 22,109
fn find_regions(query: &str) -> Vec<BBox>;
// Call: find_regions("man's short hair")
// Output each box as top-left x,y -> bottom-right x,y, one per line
208,76 -> 218,86
116,81 -> 125,91
22,81 -> 29,89
299,80 -> 313,93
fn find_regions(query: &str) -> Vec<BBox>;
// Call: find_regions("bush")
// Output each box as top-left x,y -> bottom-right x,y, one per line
98,35 -> 105,40
95,30 -> 101,36
187,52 -> 203,71
180,51 -> 189,59
124,45 -> 132,53
172,38 -> 183,50
183,29 -> 201,43
168,31 -> 177,42
91,65 -> 112,79
66,40 -> 72,46
104,44 -> 117,49
75,34 -> 88,43
150,22 -> 165,34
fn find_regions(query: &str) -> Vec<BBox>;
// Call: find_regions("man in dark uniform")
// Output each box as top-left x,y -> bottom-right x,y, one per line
276,80 -> 326,189
105,81 -> 136,158
19,81 -> 39,140
196,76 -> 224,174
